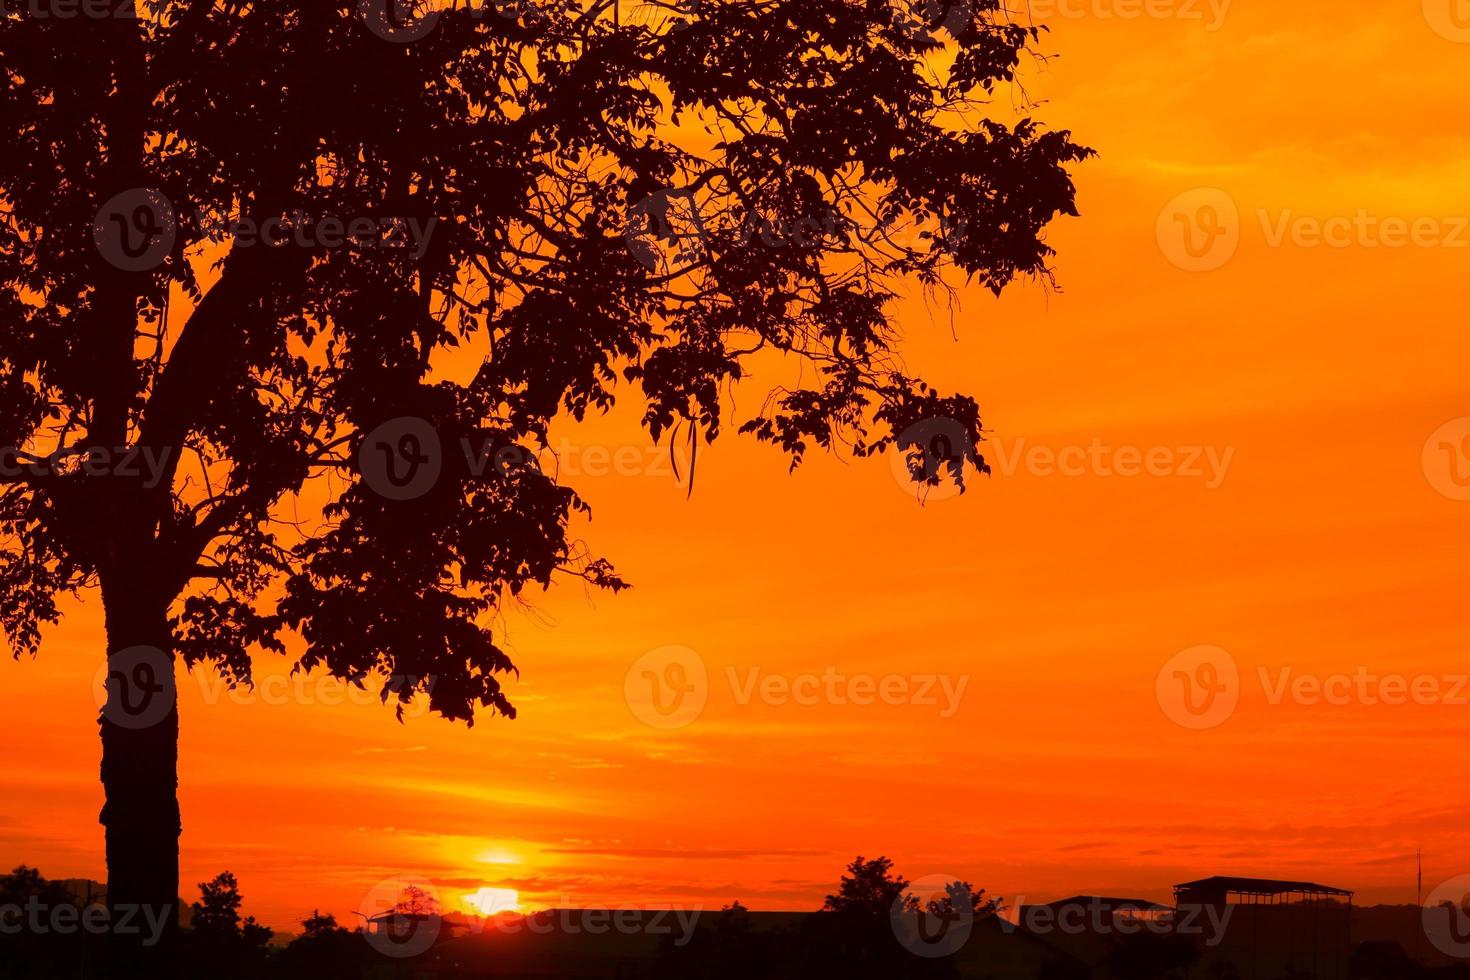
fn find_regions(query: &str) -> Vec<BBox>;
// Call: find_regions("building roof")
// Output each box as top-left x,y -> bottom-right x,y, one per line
365,909 -> 443,922
1041,896 -> 1172,911
1175,876 -> 1353,897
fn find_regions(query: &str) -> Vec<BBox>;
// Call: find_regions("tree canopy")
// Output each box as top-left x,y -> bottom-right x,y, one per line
0,1 -> 1089,725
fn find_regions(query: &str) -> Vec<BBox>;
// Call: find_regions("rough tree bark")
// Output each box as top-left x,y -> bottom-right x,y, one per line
98,573 -> 180,975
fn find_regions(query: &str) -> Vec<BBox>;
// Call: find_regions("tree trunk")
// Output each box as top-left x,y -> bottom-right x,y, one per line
98,585 -> 181,977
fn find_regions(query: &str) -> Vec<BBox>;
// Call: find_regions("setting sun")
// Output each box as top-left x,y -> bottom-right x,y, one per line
463,887 -> 521,917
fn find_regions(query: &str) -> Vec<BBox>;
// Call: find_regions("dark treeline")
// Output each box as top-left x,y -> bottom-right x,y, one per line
1,865 -> 382,979
6,859 -> 1470,980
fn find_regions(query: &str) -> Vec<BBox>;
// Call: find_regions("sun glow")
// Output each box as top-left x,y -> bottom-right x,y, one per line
474,847 -> 522,866
463,887 -> 521,916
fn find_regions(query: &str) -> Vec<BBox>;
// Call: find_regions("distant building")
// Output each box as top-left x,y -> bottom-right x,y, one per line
1028,896 -> 1173,928
361,908 -> 464,952
1174,876 -> 1354,980
1174,877 -> 1354,908
1018,897 -> 1174,968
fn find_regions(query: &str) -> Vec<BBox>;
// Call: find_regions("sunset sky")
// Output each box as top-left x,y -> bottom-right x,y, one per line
5,0 -> 1470,931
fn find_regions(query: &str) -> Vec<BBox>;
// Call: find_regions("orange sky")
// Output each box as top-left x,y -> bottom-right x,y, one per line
5,0 -> 1470,932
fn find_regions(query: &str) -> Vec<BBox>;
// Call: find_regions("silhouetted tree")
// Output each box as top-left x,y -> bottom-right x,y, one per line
182,872 -> 271,979
657,860 -> 990,980
825,856 -> 912,916
392,885 -> 441,919
271,911 -> 375,980
0,865 -> 98,979
808,856 -> 963,980
921,878 -> 1003,919
298,910 -> 342,941
190,872 -> 244,938
0,865 -> 77,910
0,0 -> 1090,971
